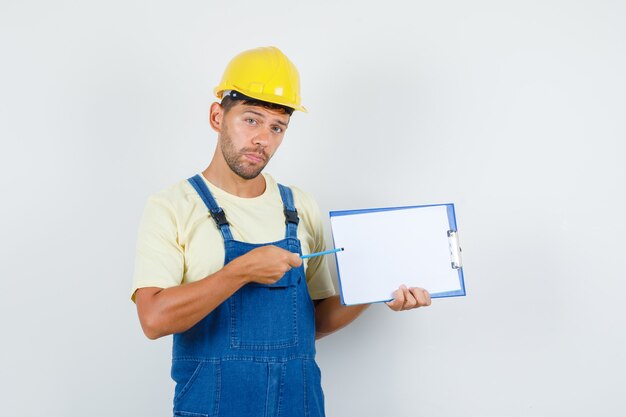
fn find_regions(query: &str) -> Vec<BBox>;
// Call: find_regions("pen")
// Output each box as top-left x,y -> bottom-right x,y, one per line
300,247 -> 344,259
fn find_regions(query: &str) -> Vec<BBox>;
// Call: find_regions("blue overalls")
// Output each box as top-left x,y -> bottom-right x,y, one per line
171,175 -> 325,417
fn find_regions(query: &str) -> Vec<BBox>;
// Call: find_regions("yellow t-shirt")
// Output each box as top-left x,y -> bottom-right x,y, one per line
131,173 -> 336,302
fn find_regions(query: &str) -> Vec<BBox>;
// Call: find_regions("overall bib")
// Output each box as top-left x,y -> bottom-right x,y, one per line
171,175 -> 324,417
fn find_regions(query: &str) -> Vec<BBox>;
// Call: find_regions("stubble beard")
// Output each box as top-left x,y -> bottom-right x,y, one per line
220,129 -> 270,180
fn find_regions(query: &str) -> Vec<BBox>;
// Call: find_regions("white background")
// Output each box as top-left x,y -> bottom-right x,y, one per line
1,1 -> 624,416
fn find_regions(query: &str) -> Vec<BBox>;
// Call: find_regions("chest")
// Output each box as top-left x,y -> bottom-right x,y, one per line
180,203 -> 314,283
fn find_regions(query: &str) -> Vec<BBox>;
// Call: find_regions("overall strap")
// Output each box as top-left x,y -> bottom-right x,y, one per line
277,184 -> 299,239
187,175 -> 234,241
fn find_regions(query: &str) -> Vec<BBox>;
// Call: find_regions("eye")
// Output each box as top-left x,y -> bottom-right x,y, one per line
271,126 -> 283,134
245,118 -> 257,125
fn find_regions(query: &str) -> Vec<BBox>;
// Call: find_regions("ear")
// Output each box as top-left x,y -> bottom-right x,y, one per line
209,102 -> 224,133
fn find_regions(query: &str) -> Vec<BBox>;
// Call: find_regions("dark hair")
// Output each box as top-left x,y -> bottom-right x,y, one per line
220,92 -> 294,116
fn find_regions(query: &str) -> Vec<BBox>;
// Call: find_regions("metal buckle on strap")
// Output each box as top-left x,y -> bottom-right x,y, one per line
284,208 -> 299,225
211,209 -> 229,227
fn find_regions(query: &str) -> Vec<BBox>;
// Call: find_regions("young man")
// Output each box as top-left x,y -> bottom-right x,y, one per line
132,46 -> 431,417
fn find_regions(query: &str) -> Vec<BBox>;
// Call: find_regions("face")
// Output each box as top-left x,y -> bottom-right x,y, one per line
218,103 -> 290,180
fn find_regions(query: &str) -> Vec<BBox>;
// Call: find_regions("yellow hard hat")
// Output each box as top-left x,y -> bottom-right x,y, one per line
214,46 -> 307,113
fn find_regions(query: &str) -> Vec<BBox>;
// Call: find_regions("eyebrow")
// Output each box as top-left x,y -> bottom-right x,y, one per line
243,109 -> 289,127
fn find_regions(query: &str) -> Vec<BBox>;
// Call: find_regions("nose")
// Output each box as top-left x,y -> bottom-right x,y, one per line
252,129 -> 270,147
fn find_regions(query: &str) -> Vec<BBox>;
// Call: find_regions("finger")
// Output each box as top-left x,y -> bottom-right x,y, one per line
402,286 -> 418,310
422,289 -> 432,306
409,287 -> 431,307
385,299 -> 402,311
385,288 -> 404,311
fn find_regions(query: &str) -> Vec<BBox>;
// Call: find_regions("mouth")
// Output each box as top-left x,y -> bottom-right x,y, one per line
243,153 -> 266,164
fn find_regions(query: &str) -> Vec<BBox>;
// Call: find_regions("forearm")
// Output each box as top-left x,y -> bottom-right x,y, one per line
314,295 -> 370,339
136,263 -> 247,339
136,245 -> 302,340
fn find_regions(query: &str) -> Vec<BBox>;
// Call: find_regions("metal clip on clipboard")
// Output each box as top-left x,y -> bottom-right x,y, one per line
447,230 -> 463,269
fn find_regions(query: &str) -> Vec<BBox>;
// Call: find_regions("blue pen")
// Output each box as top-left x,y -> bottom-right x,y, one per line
300,247 -> 344,259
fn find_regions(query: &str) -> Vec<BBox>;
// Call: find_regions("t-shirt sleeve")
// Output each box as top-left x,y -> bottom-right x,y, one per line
131,195 -> 185,303
298,190 -> 337,300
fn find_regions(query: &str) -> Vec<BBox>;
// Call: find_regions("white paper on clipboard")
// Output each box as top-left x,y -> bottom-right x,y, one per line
329,204 -> 466,306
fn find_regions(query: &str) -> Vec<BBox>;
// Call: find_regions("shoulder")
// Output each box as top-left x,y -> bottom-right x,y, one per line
289,185 -> 320,215
265,174 -> 319,213
150,177 -> 195,202
142,177 -> 199,220
266,174 -> 323,230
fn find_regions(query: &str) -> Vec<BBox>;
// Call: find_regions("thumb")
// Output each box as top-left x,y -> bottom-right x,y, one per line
288,252 -> 303,268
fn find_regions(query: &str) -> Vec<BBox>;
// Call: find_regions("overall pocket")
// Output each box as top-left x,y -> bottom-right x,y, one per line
230,269 -> 299,350
172,360 -> 219,417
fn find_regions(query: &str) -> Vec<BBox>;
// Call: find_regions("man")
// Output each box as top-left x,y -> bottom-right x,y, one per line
132,46 -> 431,417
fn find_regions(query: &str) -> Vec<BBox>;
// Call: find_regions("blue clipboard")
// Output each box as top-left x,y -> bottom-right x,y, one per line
329,203 -> 466,306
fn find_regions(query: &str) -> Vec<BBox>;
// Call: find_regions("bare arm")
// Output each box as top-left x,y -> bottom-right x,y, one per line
314,295 -> 370,339
135,245 -> 302,340
314,286 -> 432,339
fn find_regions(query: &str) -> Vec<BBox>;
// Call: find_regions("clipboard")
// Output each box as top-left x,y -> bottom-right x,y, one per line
329,203 -> 466,306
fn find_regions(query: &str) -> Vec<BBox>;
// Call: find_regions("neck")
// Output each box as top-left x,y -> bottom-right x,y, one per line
203,151 -> 267,198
